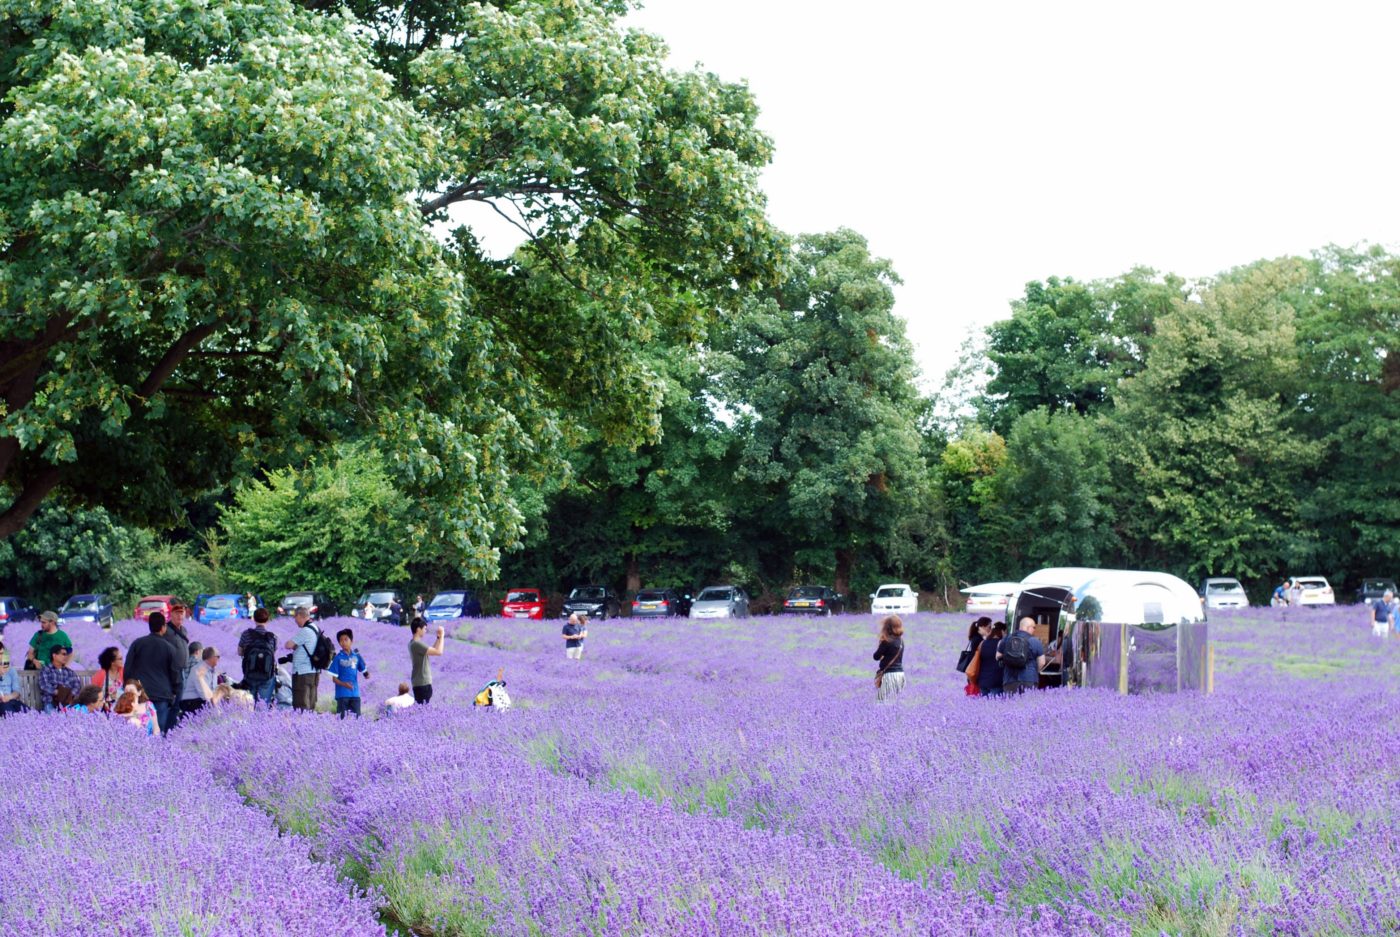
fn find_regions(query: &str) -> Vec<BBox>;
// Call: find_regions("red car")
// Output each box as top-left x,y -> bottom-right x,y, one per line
501,588 -> 545,620
133,594 -> 179,621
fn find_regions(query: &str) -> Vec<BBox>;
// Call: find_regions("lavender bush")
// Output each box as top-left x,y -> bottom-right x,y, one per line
1,605 -> 1395,935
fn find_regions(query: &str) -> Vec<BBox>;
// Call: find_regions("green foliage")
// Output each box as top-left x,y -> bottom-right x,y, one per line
0,502 -> 144,607
219,448 -> 414,604
936,429 -> 1014,584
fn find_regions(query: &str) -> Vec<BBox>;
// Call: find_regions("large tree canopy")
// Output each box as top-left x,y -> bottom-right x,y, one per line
0,0 -> 782,580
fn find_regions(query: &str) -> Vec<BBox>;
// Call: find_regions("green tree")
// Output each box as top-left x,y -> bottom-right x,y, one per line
935,429 -> 1013,584
219,448 -> 415,604
1107,260 -> 1318,579
998,408 -> 1117,568
716,229 -> 927,595
0,502 -> 145,608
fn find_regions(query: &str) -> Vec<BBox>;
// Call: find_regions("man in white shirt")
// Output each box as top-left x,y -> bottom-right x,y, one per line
283,607 -> 320,711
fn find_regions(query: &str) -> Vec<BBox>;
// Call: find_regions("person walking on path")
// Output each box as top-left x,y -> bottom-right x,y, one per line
285,607 -> 321,712
238,608 -> 279,707
562,612 -> 587,660
26,610 -> 70,670
874,614 -> 905,703
329,629 -> 369,719
408,618 -> 445,705
998,617 -> 1047,695
125,613 -> 182,734
1372,589 -> 1394,638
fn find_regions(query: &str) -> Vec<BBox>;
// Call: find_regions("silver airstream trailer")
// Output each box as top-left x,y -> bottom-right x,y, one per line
1006,567 -> 1213,694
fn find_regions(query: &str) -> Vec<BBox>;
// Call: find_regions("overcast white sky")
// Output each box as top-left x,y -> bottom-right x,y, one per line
615,0 -> 1400,386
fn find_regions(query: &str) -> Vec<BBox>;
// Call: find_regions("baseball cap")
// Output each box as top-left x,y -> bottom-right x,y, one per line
39,610 -> 58,623
168,599 -> 187,610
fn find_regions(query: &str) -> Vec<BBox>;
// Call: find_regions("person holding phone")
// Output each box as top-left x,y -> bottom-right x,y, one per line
408,618 -> 445,704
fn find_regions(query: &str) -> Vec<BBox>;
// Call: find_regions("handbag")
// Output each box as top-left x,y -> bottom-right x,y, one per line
965,645 -> 982,682
956,644 -> 975,673
876,641 -> 903,689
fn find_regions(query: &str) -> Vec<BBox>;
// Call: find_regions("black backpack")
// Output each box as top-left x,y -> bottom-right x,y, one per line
241,630 -> 277,680
1000,631 -> 1031,670
308,625 -> 335,671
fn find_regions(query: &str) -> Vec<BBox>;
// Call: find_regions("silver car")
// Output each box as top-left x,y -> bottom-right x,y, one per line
1199,577 -> 1250,610
689,585 -> 750,619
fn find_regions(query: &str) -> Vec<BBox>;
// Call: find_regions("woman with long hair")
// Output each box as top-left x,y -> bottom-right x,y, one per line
93,646 -> 124,709
960,617 -> 991,696
874,615 -> 905,702
976,621 -> 1007,697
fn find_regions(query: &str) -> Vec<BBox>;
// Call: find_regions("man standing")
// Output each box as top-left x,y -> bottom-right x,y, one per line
408,617 -> 445,704
238,608 -> 279,707
125,613 -> 182,734
997,616 -> 1046,695
562,612 -> 587,660
329,629 -> 369,719
1271,579 -> 1290,607
1372,589 -> 1394,638
284,606 -> 321,712
26,610 -> 70,670
38,644 -> 83,711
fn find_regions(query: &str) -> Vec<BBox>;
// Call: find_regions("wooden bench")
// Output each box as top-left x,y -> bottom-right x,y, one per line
17,669 -> 97,711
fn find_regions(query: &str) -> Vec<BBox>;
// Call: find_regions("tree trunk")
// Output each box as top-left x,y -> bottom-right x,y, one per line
625,551 -> 641,595
834,548 -> 853,600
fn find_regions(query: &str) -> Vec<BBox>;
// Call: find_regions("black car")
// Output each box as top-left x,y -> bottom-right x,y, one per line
631,588 -> 687,618
0,595 -> 36,634
782,585 -> 844,616
276,591 -> 338,620
1355,578 -> 1397,604
562,585 -> 621,619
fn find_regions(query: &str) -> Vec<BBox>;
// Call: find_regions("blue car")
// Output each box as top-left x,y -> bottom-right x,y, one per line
197,593 -> 258,623
424,589 -> 484,622
58,593 -> 115,629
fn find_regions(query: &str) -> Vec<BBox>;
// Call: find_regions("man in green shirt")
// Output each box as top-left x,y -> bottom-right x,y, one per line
26,610 -> 70,670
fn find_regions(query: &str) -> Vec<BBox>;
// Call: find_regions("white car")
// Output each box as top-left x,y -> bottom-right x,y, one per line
1199,577 -> 1250,610
1291,576 -> 1336,606
869,583 -> 917,615
961,581 -> 1019,615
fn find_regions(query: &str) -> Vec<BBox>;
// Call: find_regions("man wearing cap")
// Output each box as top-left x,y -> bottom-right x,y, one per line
284,606 -> 321,711
125,612 -> 183,734
26,610 -> 71,671
38,644 -> 83,711
161,600 -> 193,713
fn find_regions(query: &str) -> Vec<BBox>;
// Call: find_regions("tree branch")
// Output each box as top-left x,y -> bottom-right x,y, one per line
138,321 -> 224,399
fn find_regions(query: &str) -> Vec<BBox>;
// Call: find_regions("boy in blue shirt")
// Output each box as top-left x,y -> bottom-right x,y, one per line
329,629 -> 369,719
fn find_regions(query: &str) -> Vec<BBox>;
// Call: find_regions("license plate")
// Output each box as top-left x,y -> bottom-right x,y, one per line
642,603 -> 658,608
797,601 -> 812,607
513,612 -> 531,618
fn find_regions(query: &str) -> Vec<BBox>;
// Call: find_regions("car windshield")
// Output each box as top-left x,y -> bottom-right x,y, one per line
636,591 -> 668,602
1297,579 -> 1327,589
358,592 -> 395,605
62,596 -> 99,611
876,587 -> 906,598
1207,581 -> 1244,593
789,587 -> 824,599
282,593 -> 314,607
1364,580 -> 1393,590
207,596 -> 236,609
696,589 -> 732,602
430,593 -> 465,607
137,600 -> 167,611
507,591 -> 540,603
569,587 -> 606,600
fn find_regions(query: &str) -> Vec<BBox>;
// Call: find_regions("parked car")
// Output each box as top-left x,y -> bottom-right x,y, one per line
782,585 -> 844,615
1355,578 -> 1397,604
631,588 -> 687,618
1290,576 -> 1336,606
501,588 -> 545,620
133,595 -> 179,622
0,595 -> 37,634
58,593 -> 114,629
197,593 -> 253,623
689,585 -> 749,620
562,585 -> 621,620
871,583 -> 919,616
352,589 -> 405,625
192,594 -> 212,622
277,591 -> 338,620
424,589 -> 484,622
959,582 -> 1017,615
1198,577 -> 1250,610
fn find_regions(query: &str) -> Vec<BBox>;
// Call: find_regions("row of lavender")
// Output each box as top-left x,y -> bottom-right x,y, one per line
3,606 -> 1397,934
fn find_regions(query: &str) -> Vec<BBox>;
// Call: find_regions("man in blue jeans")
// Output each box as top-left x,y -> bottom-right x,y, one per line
124,612 -> 182,734
237,607 -> 279,706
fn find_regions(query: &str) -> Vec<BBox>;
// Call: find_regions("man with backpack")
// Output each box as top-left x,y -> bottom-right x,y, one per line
997,616 -> 1046,695
237,608 -> 279,707
284,606 -> 330,712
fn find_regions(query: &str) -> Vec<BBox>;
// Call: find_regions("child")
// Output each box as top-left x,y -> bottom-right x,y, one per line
562,612 -> 587,660
329,629 -> 369,719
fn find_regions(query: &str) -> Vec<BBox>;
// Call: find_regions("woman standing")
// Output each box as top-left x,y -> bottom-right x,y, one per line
959,617 -> 990,696
976,621 -> 1007,696
873,615 -> 905,703
92,646 -> 125,709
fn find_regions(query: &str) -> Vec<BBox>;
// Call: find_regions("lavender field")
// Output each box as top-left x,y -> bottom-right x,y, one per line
2,605 -> 1397,936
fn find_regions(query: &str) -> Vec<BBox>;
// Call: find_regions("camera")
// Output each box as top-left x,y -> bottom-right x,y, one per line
278,654 -> 293,665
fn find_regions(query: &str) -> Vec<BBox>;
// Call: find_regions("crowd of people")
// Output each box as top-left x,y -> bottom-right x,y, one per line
875,613 -> 1052,703
0,599 -> 460,732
